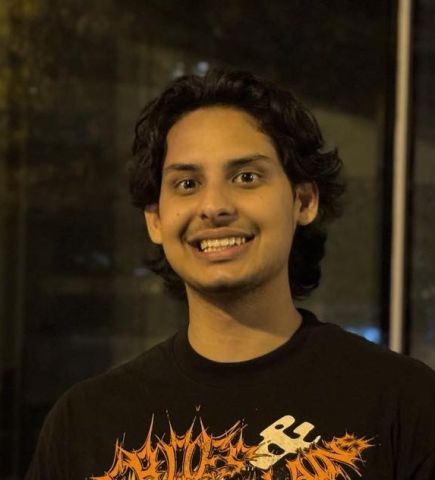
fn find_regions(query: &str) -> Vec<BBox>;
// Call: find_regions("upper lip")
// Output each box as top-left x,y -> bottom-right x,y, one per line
187,229 -> 254,246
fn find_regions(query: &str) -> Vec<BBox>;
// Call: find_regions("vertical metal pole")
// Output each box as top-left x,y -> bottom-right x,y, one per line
390,0 -> 413,353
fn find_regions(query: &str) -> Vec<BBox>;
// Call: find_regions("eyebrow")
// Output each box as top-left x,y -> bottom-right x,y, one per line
163,154 -> 272,174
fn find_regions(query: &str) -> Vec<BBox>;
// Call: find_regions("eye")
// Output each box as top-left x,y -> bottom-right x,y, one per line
175,178 -> 198,192
233,171 -> 260,184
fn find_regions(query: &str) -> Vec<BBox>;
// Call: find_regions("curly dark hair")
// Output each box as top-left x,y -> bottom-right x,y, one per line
129,69 -> 345,301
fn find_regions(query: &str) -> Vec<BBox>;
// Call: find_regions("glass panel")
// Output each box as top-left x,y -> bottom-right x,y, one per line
0,1 -> 394,476
409,0 -> 435,369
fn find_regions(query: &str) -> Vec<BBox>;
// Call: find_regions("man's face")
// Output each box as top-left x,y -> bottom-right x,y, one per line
144,106 -> 317,297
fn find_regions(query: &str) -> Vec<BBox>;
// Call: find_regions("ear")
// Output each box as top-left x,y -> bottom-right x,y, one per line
144,204 -> 163,245
294,182 -> 319,226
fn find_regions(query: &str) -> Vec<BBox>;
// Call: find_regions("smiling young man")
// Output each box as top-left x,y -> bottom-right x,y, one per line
144,106 -> 317,363
26,70 -> 435,480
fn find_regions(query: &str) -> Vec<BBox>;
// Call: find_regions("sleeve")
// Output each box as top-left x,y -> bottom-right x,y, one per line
395,358 -> 435,480
25,394 -> 71,480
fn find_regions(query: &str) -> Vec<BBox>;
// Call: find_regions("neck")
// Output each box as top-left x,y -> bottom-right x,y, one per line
185,278 -> 302,362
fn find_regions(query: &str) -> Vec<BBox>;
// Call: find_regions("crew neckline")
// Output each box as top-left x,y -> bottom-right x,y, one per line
171,308 -> 321,387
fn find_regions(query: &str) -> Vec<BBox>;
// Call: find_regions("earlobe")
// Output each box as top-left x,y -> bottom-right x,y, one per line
144,204 -> 163,245
295,182 -> 319,226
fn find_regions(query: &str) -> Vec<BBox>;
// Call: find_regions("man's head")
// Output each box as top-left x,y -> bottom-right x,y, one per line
129,70 -> 345,301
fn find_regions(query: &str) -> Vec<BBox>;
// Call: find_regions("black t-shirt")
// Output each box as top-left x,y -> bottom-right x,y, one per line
26,309 -> 435,479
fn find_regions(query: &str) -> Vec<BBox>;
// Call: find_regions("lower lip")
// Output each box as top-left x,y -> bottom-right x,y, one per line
190,239 -> 254,261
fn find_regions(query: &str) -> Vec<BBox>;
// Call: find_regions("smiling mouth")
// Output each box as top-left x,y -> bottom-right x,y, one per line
194,235 -> 255,253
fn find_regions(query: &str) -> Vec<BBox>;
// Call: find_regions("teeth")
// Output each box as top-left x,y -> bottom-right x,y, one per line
199,236 -> 248,252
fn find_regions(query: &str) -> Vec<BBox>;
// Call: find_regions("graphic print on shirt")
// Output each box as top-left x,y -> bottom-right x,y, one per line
90,413 -> 373,480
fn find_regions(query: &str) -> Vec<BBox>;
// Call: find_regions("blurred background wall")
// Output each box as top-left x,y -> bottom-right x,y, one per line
0,0 -> 434,477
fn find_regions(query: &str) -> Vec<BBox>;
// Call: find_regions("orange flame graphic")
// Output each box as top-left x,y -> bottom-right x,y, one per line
91,417 -> 373,480
281,433 -> 373,480
91,416 -> 258,480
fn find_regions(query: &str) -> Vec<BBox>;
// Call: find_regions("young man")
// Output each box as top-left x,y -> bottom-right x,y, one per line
27,70 -> 435,479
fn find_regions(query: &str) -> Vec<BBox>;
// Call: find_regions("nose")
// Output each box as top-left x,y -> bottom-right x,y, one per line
198,183 -> 237,225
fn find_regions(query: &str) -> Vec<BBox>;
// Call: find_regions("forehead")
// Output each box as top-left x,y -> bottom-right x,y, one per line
164,106 -> 278,166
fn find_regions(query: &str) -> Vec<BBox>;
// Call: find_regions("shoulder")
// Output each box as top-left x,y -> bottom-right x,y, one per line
26,335 -> 178,478
304,311 -> 435,460
52,333 -> 176,417
302,310 -> 435,391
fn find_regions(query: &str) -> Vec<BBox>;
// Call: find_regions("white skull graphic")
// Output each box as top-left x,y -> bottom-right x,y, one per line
250,415 -> 321,470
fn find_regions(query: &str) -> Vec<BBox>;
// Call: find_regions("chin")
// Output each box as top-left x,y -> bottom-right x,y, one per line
186,277 -> 261,297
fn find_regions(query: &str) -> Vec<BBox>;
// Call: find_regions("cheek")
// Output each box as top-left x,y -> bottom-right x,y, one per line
266,199 -> 295,250
159,205 -> 190,242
